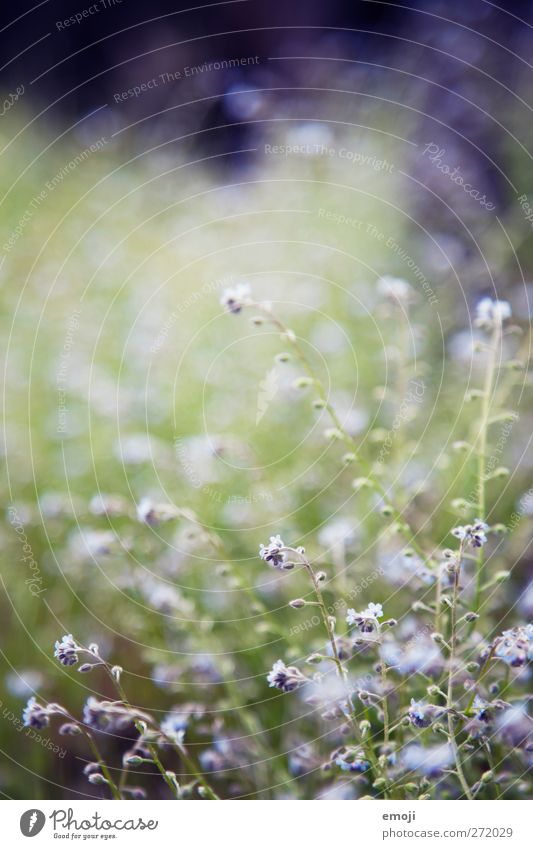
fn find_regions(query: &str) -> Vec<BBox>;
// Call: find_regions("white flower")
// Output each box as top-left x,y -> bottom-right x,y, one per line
475,297 -> 511,329
377,275 -> 414,303
365,602 -> 383,619
259,534 -> 287,568
267,659 -> 307,692
136,498 -> 179,526
220,283 -> 251,314
451,519 -> 489,548
346,601 -> 384,632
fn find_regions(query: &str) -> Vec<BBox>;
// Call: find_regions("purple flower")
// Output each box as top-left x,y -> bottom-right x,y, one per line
346,602 -> 384,632
335,754 -> 370,773
267,659 -> 307,693
22,697 -> 49,729
451,519 -> 489,549
54,634 -> 79,667
259,535 -> 287,568
493,624 -> 533,667
408,699 -> 430,728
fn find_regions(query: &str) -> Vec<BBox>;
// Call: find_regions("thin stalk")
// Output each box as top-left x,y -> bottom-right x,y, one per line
253,302 -> 432,567
379,639 -> 390,747
56,705 -> 122,800
473,320 -> 501,616
282,547 -> 383,786
446,541 -> 473,800
83,730 -> 122,800
96,653 -> 218,799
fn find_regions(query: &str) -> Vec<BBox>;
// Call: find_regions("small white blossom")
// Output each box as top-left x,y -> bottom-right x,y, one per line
475,297 -> 511,329
377,275 -> 414,303
267,659 -> 307,692
451,519 -> 489,548
346,602 -> 384,632
259,535 -> 287,568
220,283 -> 251,314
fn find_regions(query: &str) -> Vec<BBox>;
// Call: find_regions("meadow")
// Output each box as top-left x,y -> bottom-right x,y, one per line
1,101 -> 532,800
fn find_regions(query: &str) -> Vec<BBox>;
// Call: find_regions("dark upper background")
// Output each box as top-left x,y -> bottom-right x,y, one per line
2,1 -> 532,145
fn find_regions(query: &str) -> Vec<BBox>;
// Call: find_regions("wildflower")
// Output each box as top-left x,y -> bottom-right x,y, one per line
493,624 -> 533,667
408,699 -> 430,728
451,519 -> 489,548
472,695 -> 492,722
346,602 -> 384,632
220,283 -> 251,314
335,754 -> 370,773
160,704 -> 204,740
83,697 -> 112,731
82,697 -> 146,732
377,275 -> 414,303
475,297 -> 511,329
259,535 -> 287,568
136,497 -> 179,526
267,659 -> 307,692
54,634 -> 79,667
22,697 -> 50,729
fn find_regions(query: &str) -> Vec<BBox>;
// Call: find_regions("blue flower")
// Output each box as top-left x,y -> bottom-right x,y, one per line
335,755 -> 370,773
408,699 -> 430,728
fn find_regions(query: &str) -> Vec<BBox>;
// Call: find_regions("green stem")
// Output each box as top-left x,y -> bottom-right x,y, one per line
473,320 -> 501,616
254,303 -> 432,567
446,542 -> 473,800
83,731 -> 122,800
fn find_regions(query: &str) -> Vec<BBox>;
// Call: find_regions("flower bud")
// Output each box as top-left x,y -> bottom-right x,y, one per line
293,376 -> 313,389
124,755 -> 144,767
495,570 -> 510,582
88,773 -> 108,785
289,598 -> 306,609
59,723 -> 81,735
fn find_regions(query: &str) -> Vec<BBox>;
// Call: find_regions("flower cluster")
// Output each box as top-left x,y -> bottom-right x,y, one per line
493,624 -> 533,667
22,697 -> 52,729
335,751 -> 371,773
259,534 -> 287,567
451,519 -> 489,548
475,297 -> 511,330
377,275 -> 415,303
408,699 -> 443,728
54,634 -> 79,667
220,283 -> 251,314
346,602 -> 384,632
267,659 -> 308,693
